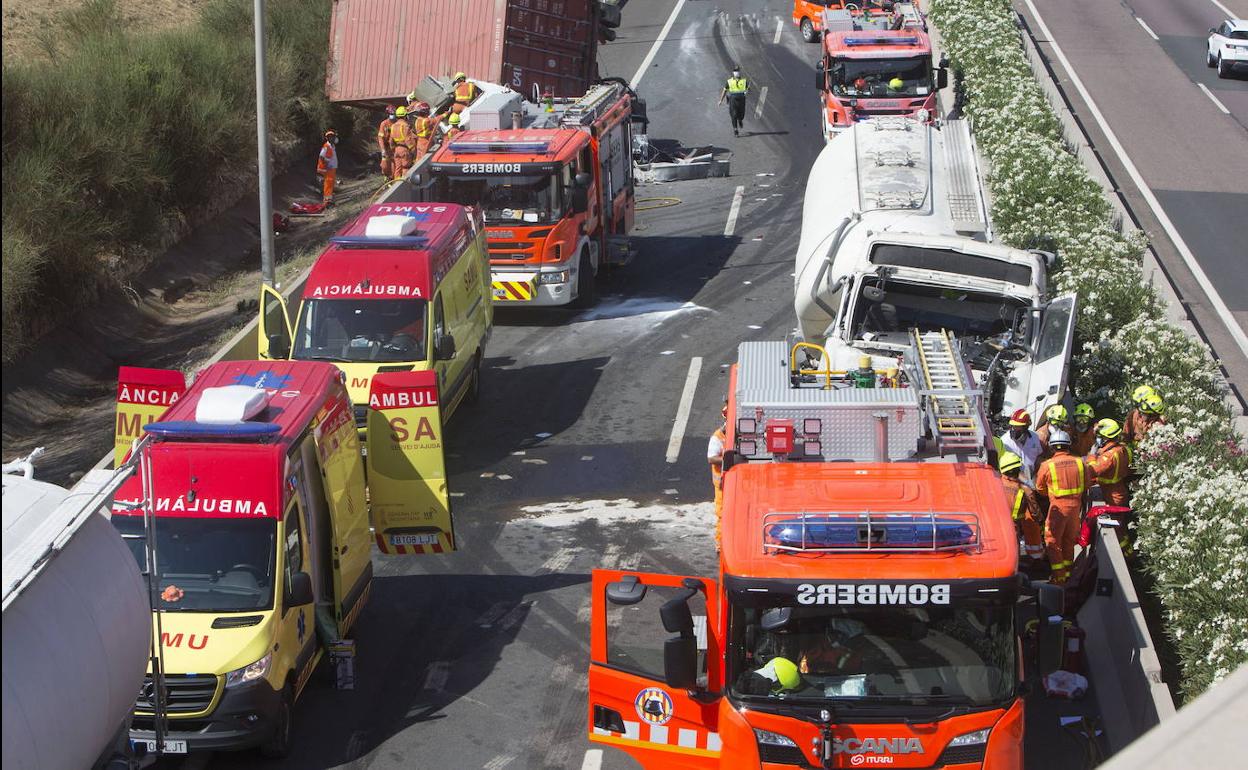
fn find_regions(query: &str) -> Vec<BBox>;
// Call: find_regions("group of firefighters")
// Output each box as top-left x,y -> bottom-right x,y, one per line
314,73 -> 483,204
708,385 -> 1169,586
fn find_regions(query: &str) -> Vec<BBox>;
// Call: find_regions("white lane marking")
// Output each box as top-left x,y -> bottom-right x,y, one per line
1135,16 -> 1159,41
476,601 -> 511,628
484,756 -> 515,770
499,601 -> 531,632
724,186 -> 745,236
630,0 -> 688,89
773,17 -> 783,44
1198,82 -> 1231,114
1023,0 -> 1248,359
665,357 -> 704,463
754,85 -> 769,118
538,546 -> 578,574
422,660 -> 450,693
581,749 -> 604,770
1209,0 -> 1236,18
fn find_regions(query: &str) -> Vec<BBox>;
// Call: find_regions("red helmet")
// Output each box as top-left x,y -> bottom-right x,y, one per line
1008,409 -> 1031,427
415,101 -> 431,114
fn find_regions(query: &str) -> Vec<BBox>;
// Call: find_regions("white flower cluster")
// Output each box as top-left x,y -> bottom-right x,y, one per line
930,0 -> 1248,698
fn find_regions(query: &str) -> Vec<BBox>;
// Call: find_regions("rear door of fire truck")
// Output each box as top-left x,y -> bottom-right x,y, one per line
588,570 -> 722,768
1025,293 -> 1078,416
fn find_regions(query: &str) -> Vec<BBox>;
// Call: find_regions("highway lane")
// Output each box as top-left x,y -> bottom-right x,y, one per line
1015,0 -> 1248,402
188,2 -> 1096,768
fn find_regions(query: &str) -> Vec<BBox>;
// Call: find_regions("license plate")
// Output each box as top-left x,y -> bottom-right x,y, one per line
492,287 -> 509,299
133,739 -> 188,754
391,533 -> 439,546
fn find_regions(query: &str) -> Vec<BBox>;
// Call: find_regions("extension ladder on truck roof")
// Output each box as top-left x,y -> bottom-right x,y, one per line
730,335 -> 993,464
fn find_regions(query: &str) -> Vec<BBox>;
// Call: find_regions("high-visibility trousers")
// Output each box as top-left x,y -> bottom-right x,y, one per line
712,469 -> 723,547
415,135 -> 431,159
321,169 -> 336,203
1019,515 -> 1045,560
1100,481 -> 1130,508
1045,497 -> 1082,583
380,152 -> 392,179
392,146 -> 413,180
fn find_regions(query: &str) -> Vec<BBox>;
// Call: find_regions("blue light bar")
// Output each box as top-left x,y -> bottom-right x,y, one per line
764,515 -> 975,550
844,35 -> 920,46
330,235 -> 428,249
448,141 -> 551,154
145,421 -> 282,439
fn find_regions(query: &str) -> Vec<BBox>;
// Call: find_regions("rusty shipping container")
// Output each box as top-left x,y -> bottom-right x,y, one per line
327,0 -> 602,105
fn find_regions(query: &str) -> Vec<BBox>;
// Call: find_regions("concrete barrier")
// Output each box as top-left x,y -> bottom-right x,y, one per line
1076,523 -> 1176,752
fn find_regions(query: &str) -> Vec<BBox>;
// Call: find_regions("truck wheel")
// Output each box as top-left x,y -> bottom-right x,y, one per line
259,686 -> 293,759
572,249 -> 596,309
800,18 -> 817,43
1217,55 -> 1231,78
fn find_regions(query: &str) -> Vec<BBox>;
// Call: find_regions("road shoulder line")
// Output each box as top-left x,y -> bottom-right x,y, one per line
666,357 -> 704,463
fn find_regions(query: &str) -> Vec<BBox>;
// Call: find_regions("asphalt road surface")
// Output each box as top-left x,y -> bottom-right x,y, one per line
172,1 -> 1097,768
1016,0 -> 1248,405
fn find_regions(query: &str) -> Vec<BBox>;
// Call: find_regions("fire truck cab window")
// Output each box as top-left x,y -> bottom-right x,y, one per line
830,57 -> 933,97
293,299 -> 428,363
606,584 -> 708,684
436,174 -> 563,225
728,601 -> 1015,708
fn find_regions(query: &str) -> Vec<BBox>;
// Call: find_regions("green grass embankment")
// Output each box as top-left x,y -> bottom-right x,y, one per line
1,0 -> 344,361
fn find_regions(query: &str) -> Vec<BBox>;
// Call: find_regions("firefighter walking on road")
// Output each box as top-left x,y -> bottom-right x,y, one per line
720,66 -> 749,136
317,130 -> 338,205
1034,429 -> 1088,584
1000,452 -> 1045,563
708,402 -> 729,546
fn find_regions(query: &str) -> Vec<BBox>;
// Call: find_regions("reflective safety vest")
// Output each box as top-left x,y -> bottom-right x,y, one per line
726,77 -> 748,94
389,119 -> 413,149
414,115 -> 436,139
1092,442 -> 1132,484
377,117 -> 395,150
454,81 -> 478,103
1042,455 -> 1086,498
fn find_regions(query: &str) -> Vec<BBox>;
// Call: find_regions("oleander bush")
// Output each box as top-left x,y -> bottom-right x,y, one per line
930,0 -> 1248,698
1,0 -> 339,362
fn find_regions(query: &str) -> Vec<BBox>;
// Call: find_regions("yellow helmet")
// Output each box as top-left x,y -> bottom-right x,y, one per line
1142,393 -> 1166,415
1131,384 -> 1156,405
888,77 -> 904,90
767,657 -> 801,691
1074,403 -> 1094,420
1095,419 -> 1122,440
395,106 -> 408,117
1045,404 -> 1069,425
453,71 -> 467,81
998,451 -> 1023,475
448,113 -> 461,126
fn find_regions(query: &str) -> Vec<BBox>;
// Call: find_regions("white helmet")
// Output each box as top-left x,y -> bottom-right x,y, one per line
1048,428 -> 1072,448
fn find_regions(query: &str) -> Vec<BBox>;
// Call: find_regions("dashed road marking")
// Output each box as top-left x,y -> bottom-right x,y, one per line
665,357 -> 703,463
581,749 -> 604,770
631,0 -> 688,89
773,17 -> 783,44
1208,0 -> 1235,18
1197,82 -> 1231,114
1135,16 -> 1159,41
539,547 -> 578,574
484,755 -> 515,770
754,85 -> 769,118
724,186 -> 745,236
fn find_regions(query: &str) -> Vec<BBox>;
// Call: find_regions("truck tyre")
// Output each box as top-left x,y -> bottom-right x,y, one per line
259,685 -> 294,759
800,18 -> 817,43
1217,55 -> 1231,78
572,249 -> 597,308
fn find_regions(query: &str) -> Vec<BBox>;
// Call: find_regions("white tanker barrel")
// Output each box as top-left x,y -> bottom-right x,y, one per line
2,468 -> 150,770
793,118 -> 984,343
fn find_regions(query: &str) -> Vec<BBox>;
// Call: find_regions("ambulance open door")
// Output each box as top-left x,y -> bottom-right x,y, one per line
365,371 -> 456,555
588,570 -> 722,769
259,284 -> 293,360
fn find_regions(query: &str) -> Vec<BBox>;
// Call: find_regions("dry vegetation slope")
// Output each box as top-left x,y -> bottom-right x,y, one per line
2,0 -> 208,63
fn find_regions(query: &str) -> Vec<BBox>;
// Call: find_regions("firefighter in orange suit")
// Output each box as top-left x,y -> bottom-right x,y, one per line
1087,419 -> 1132,508
451,72 -> 480,114
412,102 -> 436,159
444,112 -> 466,142
317,130 -> 338,205
999,452 -> 1044,562
377,105 -> 396,179
707,401 -> 728,546
1070,403 -> 1097,457
390,107 -> 414,181
1034,428 -> 1088,584
1123,392 -> 1166,446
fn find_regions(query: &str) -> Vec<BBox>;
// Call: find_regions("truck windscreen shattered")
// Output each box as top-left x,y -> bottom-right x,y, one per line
851,277 -> 1025,342
112,516 -> 277,612
294,299 -> 428,363
727,597 -> 1016,709
435,174 -> 563,225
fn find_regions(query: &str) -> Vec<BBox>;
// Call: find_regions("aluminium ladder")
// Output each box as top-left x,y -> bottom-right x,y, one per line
911,329 -> 984,454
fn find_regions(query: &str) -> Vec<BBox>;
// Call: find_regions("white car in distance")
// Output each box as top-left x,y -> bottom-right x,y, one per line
1207,19 -> 1248,79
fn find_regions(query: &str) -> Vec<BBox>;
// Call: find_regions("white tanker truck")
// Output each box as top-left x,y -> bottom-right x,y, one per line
3,451 -> 153,769
793,116 -> 1077,423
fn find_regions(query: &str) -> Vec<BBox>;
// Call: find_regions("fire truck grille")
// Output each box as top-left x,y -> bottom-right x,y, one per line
134,674 -> 220,715
935,742 -> 987,765
758,743 -> 807,765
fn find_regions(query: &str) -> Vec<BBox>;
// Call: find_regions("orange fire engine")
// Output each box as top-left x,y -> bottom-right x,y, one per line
793,0 -> 917,43
429,80 -> 646,308
589,335 -> 1044,768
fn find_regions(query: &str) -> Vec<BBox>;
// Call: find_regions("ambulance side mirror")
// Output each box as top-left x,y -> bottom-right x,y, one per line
435,333 -> 457,361
287,572 -> 314,607
267,333 -> 290,359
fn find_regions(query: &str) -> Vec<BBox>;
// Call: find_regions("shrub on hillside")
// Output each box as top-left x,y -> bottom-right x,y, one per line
1,0 -> 340,362
929,0 -> 1248,698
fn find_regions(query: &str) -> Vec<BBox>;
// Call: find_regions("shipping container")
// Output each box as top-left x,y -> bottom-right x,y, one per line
327,0 -> 602,105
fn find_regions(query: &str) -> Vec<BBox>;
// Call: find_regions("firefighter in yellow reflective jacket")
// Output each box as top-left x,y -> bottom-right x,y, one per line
999,452 -> 1044,561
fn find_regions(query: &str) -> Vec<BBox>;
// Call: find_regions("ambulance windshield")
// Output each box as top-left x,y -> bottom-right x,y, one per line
728,600 -> 1015,709
830,56 -> 932,98
293,299 -> 428,363
435,174 -> 563,225
112,515 -> 277,612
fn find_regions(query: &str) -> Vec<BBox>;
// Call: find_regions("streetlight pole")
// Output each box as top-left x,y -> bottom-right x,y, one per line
254,0 -> 276,287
